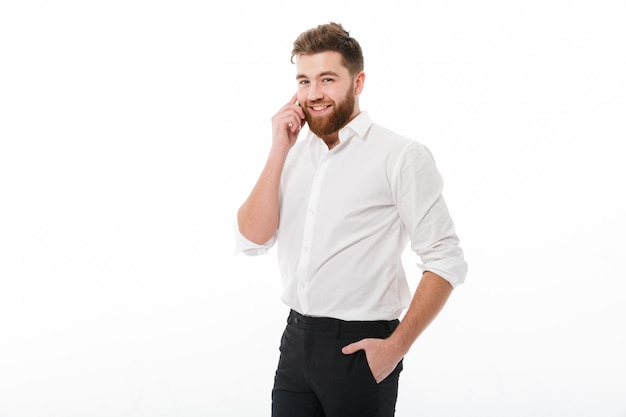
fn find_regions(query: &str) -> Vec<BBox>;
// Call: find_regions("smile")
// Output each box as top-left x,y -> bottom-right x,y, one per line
309,104 -> 332,112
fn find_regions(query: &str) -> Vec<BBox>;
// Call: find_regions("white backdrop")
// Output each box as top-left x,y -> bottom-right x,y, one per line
1,1 -> 625,416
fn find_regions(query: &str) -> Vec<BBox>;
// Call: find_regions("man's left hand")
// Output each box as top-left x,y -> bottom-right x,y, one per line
341,338 -> 403,384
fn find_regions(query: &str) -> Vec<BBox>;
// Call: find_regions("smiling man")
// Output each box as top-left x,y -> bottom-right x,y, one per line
295,52 -> 359,148
235,22 -> 468,417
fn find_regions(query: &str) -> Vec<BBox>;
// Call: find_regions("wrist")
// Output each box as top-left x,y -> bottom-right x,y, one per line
386,328 -> 411,358
269,141 -> 291,158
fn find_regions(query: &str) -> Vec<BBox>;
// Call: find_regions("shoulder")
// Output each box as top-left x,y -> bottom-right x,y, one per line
366,121 -> 432,161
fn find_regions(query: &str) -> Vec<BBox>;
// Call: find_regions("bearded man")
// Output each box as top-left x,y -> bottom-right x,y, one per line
235,22 -> 468,417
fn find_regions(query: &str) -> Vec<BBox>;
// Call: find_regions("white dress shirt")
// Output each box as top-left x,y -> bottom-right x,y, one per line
235,111 -> 467,321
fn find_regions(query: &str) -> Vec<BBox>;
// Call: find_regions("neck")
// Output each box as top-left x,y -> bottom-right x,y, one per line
321,134 -> 340,150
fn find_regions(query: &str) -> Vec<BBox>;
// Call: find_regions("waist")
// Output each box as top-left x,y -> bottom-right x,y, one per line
287,309 -> 399,335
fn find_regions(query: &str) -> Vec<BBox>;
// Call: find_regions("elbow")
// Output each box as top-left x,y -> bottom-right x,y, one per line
237,215 -> 276,246
239,227 -> 275,246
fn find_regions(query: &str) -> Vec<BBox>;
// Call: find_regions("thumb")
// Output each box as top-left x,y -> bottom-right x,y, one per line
342,339 -> 366,355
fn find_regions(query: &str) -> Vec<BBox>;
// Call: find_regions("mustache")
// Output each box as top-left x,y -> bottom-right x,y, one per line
304,99 -> 333,107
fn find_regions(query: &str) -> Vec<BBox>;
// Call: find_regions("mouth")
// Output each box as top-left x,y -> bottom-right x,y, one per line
308,104 -> 332,114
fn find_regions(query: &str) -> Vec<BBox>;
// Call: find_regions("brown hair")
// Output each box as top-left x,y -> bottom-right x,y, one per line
291,22 -> 364,76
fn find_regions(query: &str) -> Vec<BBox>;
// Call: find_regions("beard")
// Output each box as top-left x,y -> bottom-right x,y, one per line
304,90 -> 355,137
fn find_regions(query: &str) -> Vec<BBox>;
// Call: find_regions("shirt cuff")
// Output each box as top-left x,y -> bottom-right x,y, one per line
233,220 -> 276,256
417,254 -> 468,288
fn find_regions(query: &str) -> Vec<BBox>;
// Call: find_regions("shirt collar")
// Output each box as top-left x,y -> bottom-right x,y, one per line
306,111 -> 373,149
339,111 -> 372,141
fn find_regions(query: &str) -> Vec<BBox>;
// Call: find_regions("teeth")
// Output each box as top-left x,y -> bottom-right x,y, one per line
312,106 -> 328,110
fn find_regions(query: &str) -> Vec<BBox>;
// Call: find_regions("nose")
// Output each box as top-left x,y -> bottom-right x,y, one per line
307,82 -> 323,102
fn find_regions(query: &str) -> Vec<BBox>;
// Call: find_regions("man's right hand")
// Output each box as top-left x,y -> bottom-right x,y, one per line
271,93 -> 306,152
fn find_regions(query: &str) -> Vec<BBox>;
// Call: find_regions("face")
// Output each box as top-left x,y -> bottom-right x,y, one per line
295,51 -> 363,138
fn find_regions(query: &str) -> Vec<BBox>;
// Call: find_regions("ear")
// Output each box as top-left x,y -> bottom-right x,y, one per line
353,71 -> 366,96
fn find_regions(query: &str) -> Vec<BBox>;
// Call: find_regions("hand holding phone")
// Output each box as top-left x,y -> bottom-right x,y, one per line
271,94 -> 306,150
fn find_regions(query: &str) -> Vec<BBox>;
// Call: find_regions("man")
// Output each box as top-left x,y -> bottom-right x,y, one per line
235,22 -> 467,416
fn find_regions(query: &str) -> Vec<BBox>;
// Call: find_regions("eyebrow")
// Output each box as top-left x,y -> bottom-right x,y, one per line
296,70 -> 341,80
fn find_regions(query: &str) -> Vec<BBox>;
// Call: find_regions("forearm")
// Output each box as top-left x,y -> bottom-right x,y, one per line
238,93 -> 305,244
237,149 -> 288,244
388,271 -> 453,356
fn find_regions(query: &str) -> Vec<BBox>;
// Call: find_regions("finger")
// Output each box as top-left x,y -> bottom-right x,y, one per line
296,105 -> 306,122
286,93 -> 298,107
288,111 -> 305,131
286,115 -> 299,131
277,94 -> 304,133
341,340 -> 365,355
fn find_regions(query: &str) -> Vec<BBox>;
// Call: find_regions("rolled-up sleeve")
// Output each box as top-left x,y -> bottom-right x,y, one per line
233,220 -> 277,256
394,143 -> 468,287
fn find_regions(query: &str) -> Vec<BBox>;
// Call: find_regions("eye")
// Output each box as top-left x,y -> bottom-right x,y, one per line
322,77 -> 334,83
298,79 -> 310,86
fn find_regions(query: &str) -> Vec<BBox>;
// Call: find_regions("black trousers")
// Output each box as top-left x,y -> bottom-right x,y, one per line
272,310 -> 403,417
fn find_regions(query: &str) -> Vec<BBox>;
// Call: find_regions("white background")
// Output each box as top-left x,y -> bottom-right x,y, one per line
1,0 -> 625,416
